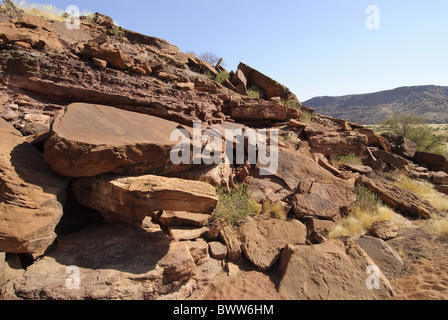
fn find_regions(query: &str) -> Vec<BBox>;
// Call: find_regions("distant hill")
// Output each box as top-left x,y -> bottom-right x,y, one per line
303,85 -> 448,125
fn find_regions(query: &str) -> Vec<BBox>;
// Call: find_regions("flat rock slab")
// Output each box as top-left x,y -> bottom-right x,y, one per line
354,236 -> 404,277
255,147 -> 356,208
72,174 -> 218,226
254,147 -> 355,221
0,118 -> 69,257
356,176 -> 444,219
239,219 -> 307,271
44,103 -> 194,178
231,101 -> 287,121
279,239 -> 395,300
0,223 -> 197,300
159,211 -> 211,227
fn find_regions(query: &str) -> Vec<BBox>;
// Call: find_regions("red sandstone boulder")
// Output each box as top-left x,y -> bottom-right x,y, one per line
44,103 -> 195,178
0,118 -> 69,258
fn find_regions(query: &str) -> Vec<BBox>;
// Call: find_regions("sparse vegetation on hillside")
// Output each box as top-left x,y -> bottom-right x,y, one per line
328,184 -> 394,238
331,154 -> 363,167
2,1 -> 97,24
300,110 -> 313,123
427,215 -> 448,240
247,86 -> 261,99
282,100 -> 301,110
379,112 -> 448,155
392,174 -> 448,212
198,52 -> 222,66
215,70 -> 229,85
213,185 -> 262,227
261,199 -> 287,221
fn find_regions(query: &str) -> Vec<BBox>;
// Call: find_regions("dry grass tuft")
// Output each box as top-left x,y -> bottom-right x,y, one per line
261,199 -> 287,221
11,1 -> 93,23
328,185 -> 394,238
328,205 -> 394,239
392,174 -> 448,212
426,215 -> 448,240
330,154 -> 363,167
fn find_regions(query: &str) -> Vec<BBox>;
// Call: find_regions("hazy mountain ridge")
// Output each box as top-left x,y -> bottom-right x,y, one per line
304,85 -> 448,125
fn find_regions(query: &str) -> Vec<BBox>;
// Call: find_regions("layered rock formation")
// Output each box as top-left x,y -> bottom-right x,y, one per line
0,118 -> 68,257
72,174 -> 218,226
1,9 -> 447,301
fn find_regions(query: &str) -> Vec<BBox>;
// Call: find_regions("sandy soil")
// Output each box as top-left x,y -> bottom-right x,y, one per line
387,223 -> 448,300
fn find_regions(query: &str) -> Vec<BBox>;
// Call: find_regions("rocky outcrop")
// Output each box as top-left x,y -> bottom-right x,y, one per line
414,152 -> 448,174
356,176 -> 444,219
371,149 -> 409,169
354,236 -> 404,276
305,123 -> 370,157
292,193 -> 340,221
72,174 -> 218,226
237,63 -> 299,102
231,100 -> 287,122
43,103 -> 195,178
0,15 -> 65,52
250,146 -> 356,221
239,219 -> 307,271
278,239 -> 395,300
2,9 -> 447,301
382,133 -> 418,159
0,118 -> 69,257
0,223 -> 200,300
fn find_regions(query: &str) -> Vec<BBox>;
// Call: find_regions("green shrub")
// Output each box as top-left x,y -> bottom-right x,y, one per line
352,184 -> 381,212
215,71 -> 229,84
331,154 -> 363,167
202,70 -> 215,80
213,184 -> 261,227
247,86 -> 261,99
111,28 -> 125,38
282,100 -> 301,110
380,112 -> 447,155
300,110 -> 312,123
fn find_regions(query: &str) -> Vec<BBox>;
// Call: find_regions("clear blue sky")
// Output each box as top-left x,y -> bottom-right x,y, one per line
34,0 -> 448,101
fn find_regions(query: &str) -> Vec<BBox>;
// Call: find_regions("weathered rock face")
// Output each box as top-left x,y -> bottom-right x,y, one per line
432,171 -> 448,185
382,133 -> 418,159
72,174 -> 218,226
167,163 -> 231,188
305,123 -> 370,157
0,43 -> 226,127
231,101 -> 288,122
370,220 -> 399,240
43,103 -> 195,178
0,15 -> 65,52
218,225 -> 243,263
239,219 -> 307,271
356,176 -> 444,219
0,223 -> 198,300
81,43 -> 130,70
278,239 -> 395,300
414,152 -> 448,174
292,193 -> 340,221
0,118 -> 69,257
354,236 -> 404,276
251,146 -> 356,221
237,63 -> 299,102
0,253 -> 24,287
371,149 -> 408,169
